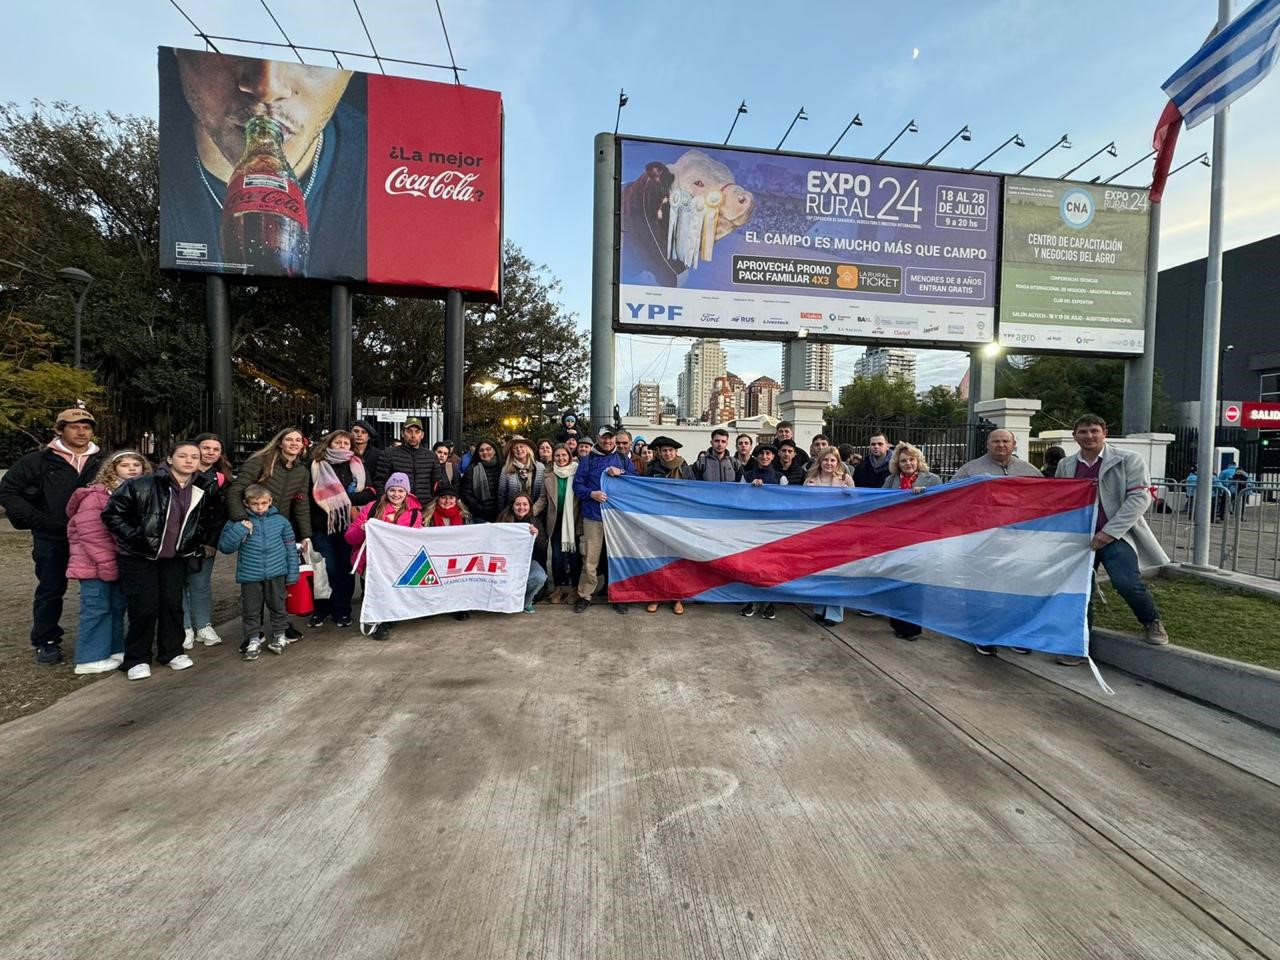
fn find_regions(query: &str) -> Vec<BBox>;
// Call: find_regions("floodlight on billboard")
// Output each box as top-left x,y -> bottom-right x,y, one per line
613,136 -> 1000,346
997,177 -> 1150,355
158,47 -> 502,299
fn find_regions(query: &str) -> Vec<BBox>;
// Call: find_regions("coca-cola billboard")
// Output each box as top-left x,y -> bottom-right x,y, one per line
158,47 -> 502,298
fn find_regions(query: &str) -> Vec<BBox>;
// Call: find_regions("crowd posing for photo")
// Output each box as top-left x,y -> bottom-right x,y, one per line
0,407 -> 1168,681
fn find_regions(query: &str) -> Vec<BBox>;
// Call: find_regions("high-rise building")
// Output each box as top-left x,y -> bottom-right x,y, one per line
679,338 -> 727,423
628,381 -> 661,422
853,347 -> 917,391
781,340 -> 834,395
660,396 -> 678,422
707,375 -> 738,423
746,376 -> 782,417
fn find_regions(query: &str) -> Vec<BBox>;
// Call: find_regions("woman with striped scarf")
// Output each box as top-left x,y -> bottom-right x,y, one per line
309,430 -> 377,629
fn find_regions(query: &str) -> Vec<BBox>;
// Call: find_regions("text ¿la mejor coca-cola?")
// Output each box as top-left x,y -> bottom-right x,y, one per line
384,145 -> 487,202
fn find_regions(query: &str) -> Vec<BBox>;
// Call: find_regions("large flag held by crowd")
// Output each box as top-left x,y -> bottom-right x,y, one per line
603,476 -> 1099,657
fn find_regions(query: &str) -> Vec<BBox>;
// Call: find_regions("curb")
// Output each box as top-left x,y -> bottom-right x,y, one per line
1159,563 -> 1280,602
1090,628 -> 1280,731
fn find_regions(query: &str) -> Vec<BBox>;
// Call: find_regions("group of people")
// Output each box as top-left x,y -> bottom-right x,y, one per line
0,406 -> 1168,680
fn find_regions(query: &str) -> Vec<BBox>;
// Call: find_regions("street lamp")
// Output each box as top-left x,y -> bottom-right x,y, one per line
826,113 -> 863,155
724,100 -> 748,144
1148,152 -> 1211,187
1219,344 -> 1235,412
1060,141 -> 1117,180
776,106 -> 808,150
875,118 -> 918,161
968,133 -> 1024,170
1016,134 -> 1072,175
1100,150 -> 1156,183
57,267 -> 94,369
923,125 -> 971,165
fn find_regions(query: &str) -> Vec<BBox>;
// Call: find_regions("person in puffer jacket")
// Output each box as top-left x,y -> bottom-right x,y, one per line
218,483 -> 300,660
65,451 -> 151,675
344,473 -> 424,575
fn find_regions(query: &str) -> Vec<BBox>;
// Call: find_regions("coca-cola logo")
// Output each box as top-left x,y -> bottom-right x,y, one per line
385,167 -> 483,203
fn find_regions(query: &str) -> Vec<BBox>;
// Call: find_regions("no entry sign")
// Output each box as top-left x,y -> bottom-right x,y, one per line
1221,401 -> 1242,426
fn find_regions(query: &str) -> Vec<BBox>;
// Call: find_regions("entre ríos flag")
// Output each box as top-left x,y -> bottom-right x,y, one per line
361,521 -> 533,624
602,475 -> 1098,657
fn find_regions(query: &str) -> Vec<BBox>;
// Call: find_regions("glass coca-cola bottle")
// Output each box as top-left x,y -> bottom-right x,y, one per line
219,116 -> 310,277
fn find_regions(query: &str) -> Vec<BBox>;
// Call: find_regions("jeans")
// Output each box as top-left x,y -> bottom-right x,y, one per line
814,605 -> 844,623
1094,538 -> 1158,627
182,551 -> 216,630
31,537 -> 70,647
525,562 -> 548,607
118,555 -> 188,668
311,530 -> 355,621
576,519 -> 606,599
549,536 -> 582,588
75,578 -> 126,663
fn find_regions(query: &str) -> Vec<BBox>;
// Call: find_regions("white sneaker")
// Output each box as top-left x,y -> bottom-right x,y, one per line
109,652 -> 125,664
126,663 -> 151,681
196,625 -> 222,646
182,628 -> 196,650
74,658 -> 119,675
168,654 -> 194,671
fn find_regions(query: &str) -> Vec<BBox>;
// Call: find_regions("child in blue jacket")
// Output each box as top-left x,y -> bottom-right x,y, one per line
218,483 -> 299,660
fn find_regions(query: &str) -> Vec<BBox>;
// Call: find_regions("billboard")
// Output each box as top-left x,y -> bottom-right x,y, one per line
158,47 -> 502,298
998,177 -> 1150,354
616,137 -> 1000,345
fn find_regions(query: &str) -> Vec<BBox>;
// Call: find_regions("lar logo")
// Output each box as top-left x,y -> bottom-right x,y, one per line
395,547 -> 441,587
1060,188 -> 1094,229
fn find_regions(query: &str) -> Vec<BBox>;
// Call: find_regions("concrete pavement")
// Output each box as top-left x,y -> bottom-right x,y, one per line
2,604 -> 1278,960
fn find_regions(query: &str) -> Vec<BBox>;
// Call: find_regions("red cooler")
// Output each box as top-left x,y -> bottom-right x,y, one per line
286,563 -> 315,616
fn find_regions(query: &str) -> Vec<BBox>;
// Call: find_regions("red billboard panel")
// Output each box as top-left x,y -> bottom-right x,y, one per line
1242,402 -> 1280,429
158,47 -> 502,299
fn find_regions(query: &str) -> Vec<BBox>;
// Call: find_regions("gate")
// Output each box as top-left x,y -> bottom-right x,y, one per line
826,417 -> 994,478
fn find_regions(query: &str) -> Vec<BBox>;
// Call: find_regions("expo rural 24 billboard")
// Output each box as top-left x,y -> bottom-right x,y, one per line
613,136 -> 1152,356
158,47 -> 502,298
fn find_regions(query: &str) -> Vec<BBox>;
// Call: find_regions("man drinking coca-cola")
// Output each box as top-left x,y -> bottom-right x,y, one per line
159,48 -> 367,279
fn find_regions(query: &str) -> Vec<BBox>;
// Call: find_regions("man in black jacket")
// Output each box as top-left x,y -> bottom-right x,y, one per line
0,409 -> 105,664
373,417 -> 438,497
852,433 -> 893,488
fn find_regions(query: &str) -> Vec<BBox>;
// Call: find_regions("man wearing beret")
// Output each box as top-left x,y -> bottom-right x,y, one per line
0,408 -> 106,664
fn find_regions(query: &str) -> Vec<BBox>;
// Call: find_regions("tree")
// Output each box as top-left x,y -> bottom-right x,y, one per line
916,384 -> 967,424
995,355 -> 1172,434
827,374 -> 918,422
0,314 -> 100,437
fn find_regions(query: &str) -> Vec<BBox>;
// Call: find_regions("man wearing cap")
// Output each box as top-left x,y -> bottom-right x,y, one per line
774,440 -> 808,486
573,427 -> 636,614
373,417 -> 439,498
575,436 -> 594,463
951,430 -> 1043,480
0,408 -> 106,664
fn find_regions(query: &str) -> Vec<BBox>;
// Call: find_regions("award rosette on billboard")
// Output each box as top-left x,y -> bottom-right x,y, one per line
998,177 -> 1150,354
616,137 -> 999,345
158,47 -> 502,298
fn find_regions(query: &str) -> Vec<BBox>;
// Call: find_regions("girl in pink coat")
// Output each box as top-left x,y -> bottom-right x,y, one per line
344,472 -> 423,575
66,451 -> 150,674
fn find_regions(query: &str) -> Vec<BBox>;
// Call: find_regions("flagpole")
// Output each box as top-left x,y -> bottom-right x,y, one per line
1190,0 -> 1233,568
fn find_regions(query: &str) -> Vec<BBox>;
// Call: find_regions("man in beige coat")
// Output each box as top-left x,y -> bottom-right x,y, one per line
1055,414 -> 1170,661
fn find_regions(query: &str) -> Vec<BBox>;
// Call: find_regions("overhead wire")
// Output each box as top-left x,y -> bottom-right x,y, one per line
259,0 -> 306,63
168,0 -> 220,52
194,35 -> 463,73
351,0 -> 386,74
434,0 -> 463,84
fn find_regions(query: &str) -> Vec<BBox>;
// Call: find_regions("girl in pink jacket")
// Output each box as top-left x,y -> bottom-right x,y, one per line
344,472 -> 423,575
66,451 -> 150,674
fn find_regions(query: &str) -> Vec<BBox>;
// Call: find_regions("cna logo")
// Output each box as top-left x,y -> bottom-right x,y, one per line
395,547 -> 509,587
1060,188 -> 1095,229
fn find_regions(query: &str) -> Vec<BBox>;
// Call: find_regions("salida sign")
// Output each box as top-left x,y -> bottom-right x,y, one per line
159,47 -> 502,298
1242,402 -> 1280,429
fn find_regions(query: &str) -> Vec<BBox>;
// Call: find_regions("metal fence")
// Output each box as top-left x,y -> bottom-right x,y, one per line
1148,478 -> 1280,580
827,417 -> 993,478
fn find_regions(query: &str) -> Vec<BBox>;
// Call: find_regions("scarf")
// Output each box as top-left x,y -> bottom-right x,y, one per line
431,500 -> 465,527
552,460 -> 578,550
656,456 -> 687,479
470,458 -> 494,504
898,472 -> 917,489
312,448 -> 365,533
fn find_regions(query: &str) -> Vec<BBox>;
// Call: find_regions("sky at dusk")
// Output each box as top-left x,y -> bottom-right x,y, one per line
5,0 -> 1278,403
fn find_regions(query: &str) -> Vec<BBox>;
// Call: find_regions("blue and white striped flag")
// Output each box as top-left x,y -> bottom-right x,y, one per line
1163,0 -> 1280,129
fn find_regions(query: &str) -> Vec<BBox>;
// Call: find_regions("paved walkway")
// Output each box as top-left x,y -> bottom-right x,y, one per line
2,605 -> 1279,960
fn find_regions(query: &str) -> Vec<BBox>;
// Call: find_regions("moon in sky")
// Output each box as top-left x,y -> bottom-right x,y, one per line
912,47 -> 920,59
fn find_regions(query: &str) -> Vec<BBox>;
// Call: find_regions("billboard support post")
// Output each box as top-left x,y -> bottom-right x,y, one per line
330,284 -> 353,431
591,133 -> 617,428
966,349 -> 996,425
1123,201 -> 1161,435
205,275 -> 234,448
444,289 -> 465,443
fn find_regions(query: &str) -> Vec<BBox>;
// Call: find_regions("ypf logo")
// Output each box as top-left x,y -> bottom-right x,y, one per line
625,302 -> 683,322
1060,189 -> 1095,229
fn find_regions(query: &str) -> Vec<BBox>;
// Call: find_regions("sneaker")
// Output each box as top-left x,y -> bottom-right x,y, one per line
334,616 -> 352,628
645,603 -> 660,613
740,603 -> 755,618
1143,619 -> 1170,646
284,625 -> 305,642
35,642 -> 63,665
574,597 -> 590,613
168,654 -> 194,671
372,624 -> 391,641
308,614 -> 327,629
454,611 -> 470,621
523,602 -> 536,613
673,601 -> 685,615
1011,647 -> 1031,655
856,609 -> 877,618
267,636 -> 287,655
126,663 -> 151,680
975,644 -> 997,656
74,658 -> 119,675
196,625 -> 222,646
182,628 -> 195,650
1055,656 -> 1085,666
243,639 -> 262,661
613,603 -> 629,615
893,630 -> 920,641
109,652 -> 125,664
761,604 -> 776,621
